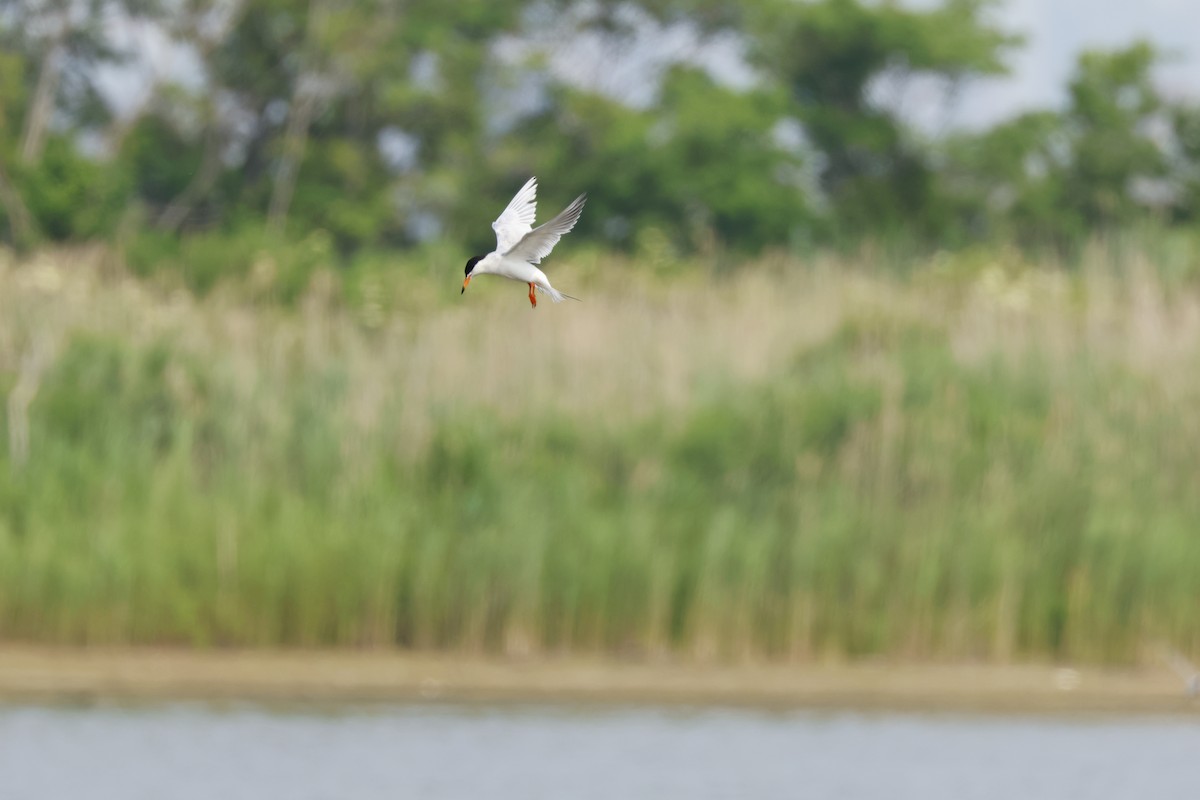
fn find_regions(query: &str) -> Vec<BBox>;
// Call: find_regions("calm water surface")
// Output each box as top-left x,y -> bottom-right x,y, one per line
1,702 -> 1197,799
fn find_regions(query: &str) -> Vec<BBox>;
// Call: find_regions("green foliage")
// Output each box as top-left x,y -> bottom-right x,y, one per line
655,69 -> 813,248
1062,42 -> 1168,226
1171,102 -> 1200,221
943,41 -> 1176,246
13,136 -> 130,240
125,225 -> 337,300
495,68 -> 812,252
943,111 -> 1079,244
285,136 -> 401,250
120,114 -> 205,208
750,0 -> 1016,238
0,47 -> 27,134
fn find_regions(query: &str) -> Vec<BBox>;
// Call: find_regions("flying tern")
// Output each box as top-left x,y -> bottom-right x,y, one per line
461,177 -> 586,308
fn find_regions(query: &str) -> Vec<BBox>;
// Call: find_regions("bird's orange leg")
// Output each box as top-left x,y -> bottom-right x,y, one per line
528,283 -> 537,308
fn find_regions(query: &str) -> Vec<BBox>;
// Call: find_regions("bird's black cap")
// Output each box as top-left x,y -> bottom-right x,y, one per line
462,255 -> 483,294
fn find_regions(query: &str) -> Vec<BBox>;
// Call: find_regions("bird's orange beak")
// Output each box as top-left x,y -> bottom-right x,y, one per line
461,275 -> 471,294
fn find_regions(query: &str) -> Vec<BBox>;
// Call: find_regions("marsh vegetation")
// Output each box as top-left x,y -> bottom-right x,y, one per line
1,239 -> 1197,664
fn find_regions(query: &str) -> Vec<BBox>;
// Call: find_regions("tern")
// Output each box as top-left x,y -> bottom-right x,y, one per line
461,177 -> 586,308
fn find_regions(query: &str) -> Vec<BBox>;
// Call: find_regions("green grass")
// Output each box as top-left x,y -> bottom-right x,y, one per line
0,242 -> 1198,664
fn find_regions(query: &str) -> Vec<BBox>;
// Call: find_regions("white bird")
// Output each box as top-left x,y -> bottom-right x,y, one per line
461,177 -> 586,308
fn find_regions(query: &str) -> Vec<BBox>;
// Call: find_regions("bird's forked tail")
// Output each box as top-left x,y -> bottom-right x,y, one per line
540,285 -> 581,303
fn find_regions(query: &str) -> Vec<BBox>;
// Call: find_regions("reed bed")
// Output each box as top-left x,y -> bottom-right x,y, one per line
0,242 -> 1197,664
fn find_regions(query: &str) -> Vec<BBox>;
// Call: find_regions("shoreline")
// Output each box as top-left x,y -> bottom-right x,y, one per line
0,647 -> 1197,716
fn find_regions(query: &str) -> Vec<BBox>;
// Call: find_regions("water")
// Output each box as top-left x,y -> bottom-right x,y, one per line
1,702 -> 1197,800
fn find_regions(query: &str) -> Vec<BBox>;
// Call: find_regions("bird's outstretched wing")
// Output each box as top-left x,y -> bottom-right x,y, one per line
505,193 -> 587,264
492,177 -> 538,254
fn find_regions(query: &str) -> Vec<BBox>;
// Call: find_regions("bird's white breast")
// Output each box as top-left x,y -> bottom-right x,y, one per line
477,252 -> 545,284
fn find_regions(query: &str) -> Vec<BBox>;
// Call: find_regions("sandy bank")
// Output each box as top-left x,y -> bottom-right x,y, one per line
0,647 -> 1196,715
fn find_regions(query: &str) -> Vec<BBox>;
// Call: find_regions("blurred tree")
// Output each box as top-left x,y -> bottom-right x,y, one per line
1,0 -> 1198,259
0,0 -> 161,243
0,0 -> 161,164
748,0 -> 1016,239
941,41 -> 1174,245
492,67 -> 811,253
941,111 -> 1076,244
652,68 -> 812,249
0,46 -> 34,244
122,104 -> 207,211
1170,102 -> 1200,223
19,134 -> 130,238
1060,42 -> 1169,228
163,0 -> 532,246
114,0 -> 244,233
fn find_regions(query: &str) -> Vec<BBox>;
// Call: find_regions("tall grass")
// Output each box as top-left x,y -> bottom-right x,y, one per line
0,242 -> 1198,664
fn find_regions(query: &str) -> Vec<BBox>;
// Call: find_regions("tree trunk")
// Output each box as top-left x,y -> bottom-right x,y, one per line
266,83 -> 319,235
140,3 -> 250,231
157,131 -> 223,233
20,28 -> 68,165
266,0 -> 329,235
